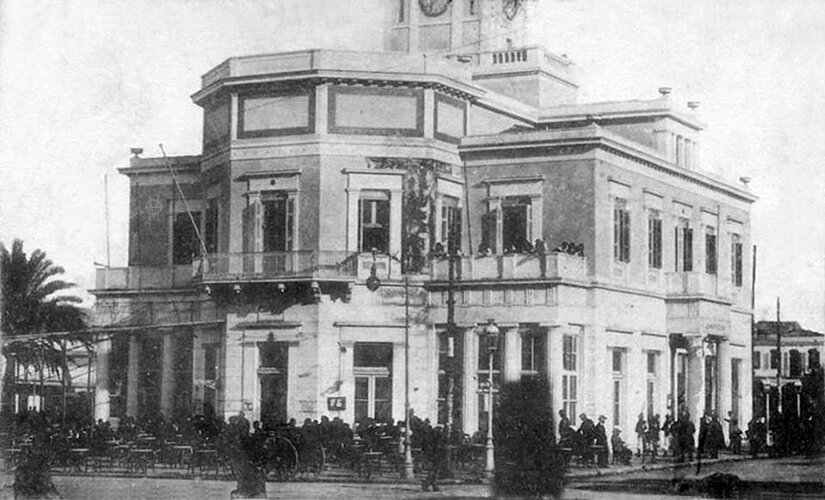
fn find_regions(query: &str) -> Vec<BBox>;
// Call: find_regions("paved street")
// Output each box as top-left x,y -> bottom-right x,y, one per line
49,477 -> 681,500
39,454 -> 824,499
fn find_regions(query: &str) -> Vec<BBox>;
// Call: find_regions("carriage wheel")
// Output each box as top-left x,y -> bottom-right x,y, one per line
264,436 -> 298,482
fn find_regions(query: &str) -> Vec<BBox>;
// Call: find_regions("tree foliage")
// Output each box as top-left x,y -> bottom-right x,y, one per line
494,377 -> 565,498
1,239 -> 88,410
368,157 -> 452,273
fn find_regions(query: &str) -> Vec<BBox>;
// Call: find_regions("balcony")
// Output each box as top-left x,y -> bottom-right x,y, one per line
445,46 -> 575,84
94,266 -> 194,291
665,272 -> 727,298
195,251 -> 360,283
429,252 -> 586,282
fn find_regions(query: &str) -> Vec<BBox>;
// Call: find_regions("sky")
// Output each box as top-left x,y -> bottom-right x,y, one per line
1,0 -> 823,330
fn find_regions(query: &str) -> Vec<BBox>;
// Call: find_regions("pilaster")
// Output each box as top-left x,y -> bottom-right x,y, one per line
126,335 -> 139,418
160,334 -> 175,418
94,336 -> 111,422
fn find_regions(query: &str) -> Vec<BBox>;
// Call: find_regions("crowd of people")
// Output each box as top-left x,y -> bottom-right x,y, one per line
4,403 -> 821,488
555,407 -> 794,468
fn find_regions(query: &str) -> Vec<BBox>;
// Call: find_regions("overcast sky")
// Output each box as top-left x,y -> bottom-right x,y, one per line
1,0 -> 823,330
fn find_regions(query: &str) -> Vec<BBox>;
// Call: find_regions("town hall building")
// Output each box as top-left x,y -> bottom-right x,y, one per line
91,0 -> 756,447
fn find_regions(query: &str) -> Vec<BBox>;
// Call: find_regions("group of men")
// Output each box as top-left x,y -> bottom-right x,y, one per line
557,410 -> 618,468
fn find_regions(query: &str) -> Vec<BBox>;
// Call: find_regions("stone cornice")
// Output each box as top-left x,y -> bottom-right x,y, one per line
460,127 -> 757,204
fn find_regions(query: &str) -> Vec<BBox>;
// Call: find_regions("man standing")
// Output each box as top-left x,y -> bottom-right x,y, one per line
634,413 -> 647,457
577,413 -> 595,466
422,425 -> 446,492
594,415 -> 609,468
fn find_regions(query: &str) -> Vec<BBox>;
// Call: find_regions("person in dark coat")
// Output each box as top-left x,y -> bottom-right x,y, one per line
634,413 -> 647,457
594,415 -> 609,467
421,425 -> 446,492
662,413 -> 675,456
646,414 -> 661,459
675,411 -> 695,462
709,412 -> 726,459
558,409 -> 575,447
728,418 -> 742,454
577,413 -> 596,465
697,412 -> 710,459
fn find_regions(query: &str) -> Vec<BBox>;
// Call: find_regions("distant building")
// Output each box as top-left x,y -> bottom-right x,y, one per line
90,0 -> 756,447
752,320 -> 823,418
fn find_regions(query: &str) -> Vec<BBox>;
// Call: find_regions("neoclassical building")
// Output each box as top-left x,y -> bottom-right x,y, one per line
91,0 -> 756,446
752,320 -> 823,419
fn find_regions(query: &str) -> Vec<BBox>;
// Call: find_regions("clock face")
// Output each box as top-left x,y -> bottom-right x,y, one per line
419,0 -> 452,17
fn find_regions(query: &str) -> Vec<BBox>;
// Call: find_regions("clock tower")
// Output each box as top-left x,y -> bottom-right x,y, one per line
384,0 -> 537,55
384,0 -> 579,108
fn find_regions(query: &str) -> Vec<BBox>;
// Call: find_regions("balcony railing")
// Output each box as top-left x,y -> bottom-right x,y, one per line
94,265 -> 193,290
429,252 -> 586,282
195,251 -> 359,282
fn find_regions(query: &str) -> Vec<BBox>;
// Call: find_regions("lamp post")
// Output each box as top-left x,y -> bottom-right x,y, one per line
366,250 -> 415,480
481,318 -> 500,481
401,270 -> 415,480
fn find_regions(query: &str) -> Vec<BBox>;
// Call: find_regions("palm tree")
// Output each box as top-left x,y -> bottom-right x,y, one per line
1,239 -> 88,419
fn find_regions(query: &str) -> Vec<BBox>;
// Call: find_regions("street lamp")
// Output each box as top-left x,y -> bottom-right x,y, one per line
481,318 -> 500,481
365,250 -> 415,480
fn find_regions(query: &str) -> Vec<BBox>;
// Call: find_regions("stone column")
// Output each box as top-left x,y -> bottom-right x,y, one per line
433,196 -> 444,244
160,334 -> 176,418
346,188 -> 360,253
462,326 -> 478,433
688,342 -> 705,421
94,336 -> 111,422
191,332 -> 205,416
503,327 -> 520,383
126,335 -> 139,418
717,340 -> 731,423
390,189 -> 403,258
546,326 -> 564,439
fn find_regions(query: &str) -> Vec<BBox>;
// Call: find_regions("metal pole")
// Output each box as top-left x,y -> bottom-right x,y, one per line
402,273 -> 414,479
445,250 -> 457,476
484,347 -> 495,480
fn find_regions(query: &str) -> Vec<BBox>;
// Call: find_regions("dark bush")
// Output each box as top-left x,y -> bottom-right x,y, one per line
493,377 -> 565,498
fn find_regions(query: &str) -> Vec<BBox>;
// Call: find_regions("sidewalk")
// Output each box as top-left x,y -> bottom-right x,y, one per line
565,451 -> 753,480
45,450 -> 755,485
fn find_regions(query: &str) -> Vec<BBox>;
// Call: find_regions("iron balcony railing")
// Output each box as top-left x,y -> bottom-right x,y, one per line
195,251 -> 359,281
430,252 -> 587,282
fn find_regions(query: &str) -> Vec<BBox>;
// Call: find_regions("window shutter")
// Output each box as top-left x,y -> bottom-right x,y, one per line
675,227 -> 680,271
286,198 -> 295,251
622,210 -> 630,262
243,200 -> 263,253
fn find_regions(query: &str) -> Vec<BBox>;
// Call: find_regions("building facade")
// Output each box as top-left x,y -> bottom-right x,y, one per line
91,0 -> 756,447
752,320 -> 823,419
